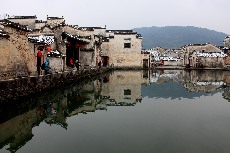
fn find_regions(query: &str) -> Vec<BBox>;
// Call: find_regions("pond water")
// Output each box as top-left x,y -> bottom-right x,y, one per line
1,70 -> 230,153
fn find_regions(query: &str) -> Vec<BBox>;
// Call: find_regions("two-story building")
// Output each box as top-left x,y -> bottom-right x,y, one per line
101,30 -> 147,68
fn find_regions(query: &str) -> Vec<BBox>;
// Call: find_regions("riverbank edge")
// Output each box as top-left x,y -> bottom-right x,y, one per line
114,66 -> 230,71
0,68 -> 113,103
1,66 -> 230,103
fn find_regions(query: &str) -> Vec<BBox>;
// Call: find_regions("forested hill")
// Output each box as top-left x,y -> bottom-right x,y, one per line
133,26 -> 228,49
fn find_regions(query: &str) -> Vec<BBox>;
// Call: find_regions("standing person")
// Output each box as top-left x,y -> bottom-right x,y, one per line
102,59 -> 104,67
75,60 -> 78,69
75,60 -> 80,70
41,62 -> 45,75
37,50 -> 42,75
98,61 -> 101,68
44,57 -> 51,75
69,58 -> 74,68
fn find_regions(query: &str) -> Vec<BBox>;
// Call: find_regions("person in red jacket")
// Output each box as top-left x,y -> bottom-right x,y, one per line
37,50 -> 42,75
69,58 -> 74,68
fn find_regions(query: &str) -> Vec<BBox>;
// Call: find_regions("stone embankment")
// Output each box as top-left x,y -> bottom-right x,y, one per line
0,68 -> 113,103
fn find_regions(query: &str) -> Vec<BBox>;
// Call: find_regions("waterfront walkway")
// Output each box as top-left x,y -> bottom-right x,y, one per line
0,67 -> 113,103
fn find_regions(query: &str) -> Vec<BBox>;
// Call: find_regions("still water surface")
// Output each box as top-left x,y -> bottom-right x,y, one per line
1,70 -> 230,153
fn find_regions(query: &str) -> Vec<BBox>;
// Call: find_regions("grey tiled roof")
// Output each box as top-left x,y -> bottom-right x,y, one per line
0,19 -> 33,32
0,28 -> 9,38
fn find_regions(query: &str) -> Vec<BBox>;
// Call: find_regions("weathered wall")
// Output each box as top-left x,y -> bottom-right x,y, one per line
101,41 -> 110,56
52,26 -> 65,52
199,57 -> 225,68
0,26 -> 36,78
224,56 -> 230,65
80,51 -> 95,68
0,38 -> 10,72
77,30 -> 95,50
103,34 -> 143,67
163,60 -> 183,66
9,27 -> 35,75
77,30 -> 97,67
49,57 -> 64,72
188,50 -> 226,68
0,37 -> 17,80
183,44 -> 223,67
110,53 -> 142,67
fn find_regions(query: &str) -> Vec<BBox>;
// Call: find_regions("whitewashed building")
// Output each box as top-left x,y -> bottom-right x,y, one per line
101,30 -> 147,68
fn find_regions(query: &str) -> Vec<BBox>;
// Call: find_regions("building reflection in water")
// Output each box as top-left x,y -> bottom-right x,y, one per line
151,70 -> 228,93
100,70 -> 150,107
1,69 -> 230,152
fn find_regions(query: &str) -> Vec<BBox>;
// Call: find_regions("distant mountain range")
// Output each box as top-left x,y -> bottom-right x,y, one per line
133,26 -> 228,49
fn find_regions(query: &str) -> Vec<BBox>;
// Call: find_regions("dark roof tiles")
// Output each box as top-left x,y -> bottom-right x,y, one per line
0,19 -> 33,32
78,27 -> 106,31
47,16 -> 64,20
0,29 -> 10,38
8,16 -> 37,19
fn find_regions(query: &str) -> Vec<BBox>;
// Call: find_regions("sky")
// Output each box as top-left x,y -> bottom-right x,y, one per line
1,0 -> 230,34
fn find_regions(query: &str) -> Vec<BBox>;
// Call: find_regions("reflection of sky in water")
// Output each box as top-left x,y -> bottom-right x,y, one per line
142,82 -> 221,99
151,73 -> 179,83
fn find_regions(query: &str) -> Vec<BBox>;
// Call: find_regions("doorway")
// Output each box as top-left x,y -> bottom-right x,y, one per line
102,56 -> 109,67
143,59 -> 149,68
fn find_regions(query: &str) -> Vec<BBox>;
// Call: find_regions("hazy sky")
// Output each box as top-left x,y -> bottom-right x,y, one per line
1,0 -> 229,34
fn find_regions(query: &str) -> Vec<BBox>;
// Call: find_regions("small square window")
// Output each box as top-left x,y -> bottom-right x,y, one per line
124,89 -> 131,95
124,43 -> 131,48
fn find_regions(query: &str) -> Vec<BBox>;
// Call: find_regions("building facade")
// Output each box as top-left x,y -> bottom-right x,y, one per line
182,43 -> 227,68
0,15 -> 148,80
0,19 -> 34,79
101,30 -> 145,68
